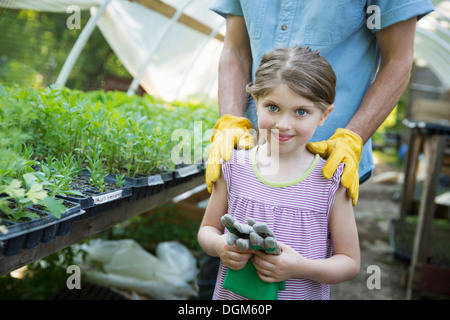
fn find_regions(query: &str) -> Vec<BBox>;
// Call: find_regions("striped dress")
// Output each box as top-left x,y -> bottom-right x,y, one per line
212,147 -> 344,300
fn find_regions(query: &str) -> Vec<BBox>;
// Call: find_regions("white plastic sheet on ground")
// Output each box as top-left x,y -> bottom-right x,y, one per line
80,239 -> 198,300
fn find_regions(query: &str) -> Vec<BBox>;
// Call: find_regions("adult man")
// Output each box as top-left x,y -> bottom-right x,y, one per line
198,0 -> 433,299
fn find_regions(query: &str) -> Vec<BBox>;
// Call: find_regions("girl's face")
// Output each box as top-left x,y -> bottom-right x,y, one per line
255,84 -> 333,155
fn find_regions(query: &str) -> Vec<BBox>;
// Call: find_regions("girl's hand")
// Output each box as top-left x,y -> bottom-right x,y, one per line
252,242 -> 305,283
216,234 -> 253,270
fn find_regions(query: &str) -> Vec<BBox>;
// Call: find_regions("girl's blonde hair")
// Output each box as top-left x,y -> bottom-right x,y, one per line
247,46 -> 336,112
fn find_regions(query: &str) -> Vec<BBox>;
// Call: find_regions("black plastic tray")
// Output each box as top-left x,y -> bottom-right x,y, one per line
61,173 -> 133,216
105,172 -> 170,201
0,200 -> 83,258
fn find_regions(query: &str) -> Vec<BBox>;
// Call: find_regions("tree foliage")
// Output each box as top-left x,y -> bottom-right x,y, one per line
0,8 -> 129,90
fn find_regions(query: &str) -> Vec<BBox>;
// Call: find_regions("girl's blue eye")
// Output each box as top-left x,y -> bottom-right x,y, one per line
268,105 -> 278,112
296,109 -> 307,116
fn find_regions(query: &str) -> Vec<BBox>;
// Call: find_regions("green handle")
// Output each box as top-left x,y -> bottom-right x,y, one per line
222,260 -> 285,300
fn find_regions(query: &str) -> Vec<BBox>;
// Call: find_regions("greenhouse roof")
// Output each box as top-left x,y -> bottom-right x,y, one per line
415,0 -> 450,90
1,0 -> 449,98
1,0 -> 225,101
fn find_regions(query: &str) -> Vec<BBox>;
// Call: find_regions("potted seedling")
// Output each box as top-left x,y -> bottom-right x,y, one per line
62,146 -> 132,216
0,173 -> 82,255
85,145 -> 107,193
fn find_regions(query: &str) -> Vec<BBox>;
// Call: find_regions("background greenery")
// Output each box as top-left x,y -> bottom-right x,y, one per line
0,8 -> 129,90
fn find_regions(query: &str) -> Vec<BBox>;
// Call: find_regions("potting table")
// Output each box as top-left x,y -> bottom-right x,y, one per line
0,174 -> 205,276
400,119 -> 450,299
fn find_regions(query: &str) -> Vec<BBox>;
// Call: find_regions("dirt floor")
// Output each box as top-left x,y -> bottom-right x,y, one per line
331,162 -> 407,300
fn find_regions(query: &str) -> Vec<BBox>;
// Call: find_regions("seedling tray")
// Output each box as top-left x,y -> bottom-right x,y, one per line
0,200 -> 82,258
167,164 -> 202,188
105,172 -> 166,188
61,173 -> 132,217
105,171 -> 171,201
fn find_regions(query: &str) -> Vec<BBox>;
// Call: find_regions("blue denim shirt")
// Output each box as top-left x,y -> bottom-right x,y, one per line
210,0 -> 433,178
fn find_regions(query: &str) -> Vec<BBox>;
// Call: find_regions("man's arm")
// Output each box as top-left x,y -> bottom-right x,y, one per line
218,14 -> 252,117
346,17 -> 417,143
205,15 -> 254,193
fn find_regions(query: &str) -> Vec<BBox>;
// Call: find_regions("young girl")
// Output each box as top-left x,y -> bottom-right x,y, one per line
198,46 -> 360,300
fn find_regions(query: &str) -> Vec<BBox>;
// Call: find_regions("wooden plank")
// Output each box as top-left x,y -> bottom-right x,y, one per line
406,134 -> 446,299
410,99 -> 450,124
400,130 -> 423,219
131,0 -> 225,42
0,175 -> 205,276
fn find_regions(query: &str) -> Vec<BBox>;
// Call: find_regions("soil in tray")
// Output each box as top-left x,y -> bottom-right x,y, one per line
0,199 -> 47,223
70,175 -> 120,193
0,200 -> 77,224
31,200 -> 78,211
107,168 -> 174,186
0,207 -> 42,223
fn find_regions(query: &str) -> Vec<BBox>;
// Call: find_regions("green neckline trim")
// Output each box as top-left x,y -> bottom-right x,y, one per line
251,146 -> 319,188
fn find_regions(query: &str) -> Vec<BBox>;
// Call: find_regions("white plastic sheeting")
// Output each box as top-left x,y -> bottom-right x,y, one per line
0,0 -> 224,101
80,239 -> 198,299
415,0 -> 450,90
94,0 -> 224,100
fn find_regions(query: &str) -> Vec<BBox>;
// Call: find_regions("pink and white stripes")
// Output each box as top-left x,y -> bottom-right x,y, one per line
212,148 -> 344,300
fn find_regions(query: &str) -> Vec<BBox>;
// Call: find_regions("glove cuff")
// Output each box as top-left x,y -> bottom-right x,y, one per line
335,128 -> 363,160
211,114 -> 254,143
335,128 -> 363,144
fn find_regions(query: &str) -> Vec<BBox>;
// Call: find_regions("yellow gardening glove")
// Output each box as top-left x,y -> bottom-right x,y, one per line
306,128 -> 363,206
206,115 -> 255,193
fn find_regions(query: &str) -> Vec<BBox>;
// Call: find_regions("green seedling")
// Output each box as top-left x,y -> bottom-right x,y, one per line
86,145 -> 107,192
115,173 -> 125,187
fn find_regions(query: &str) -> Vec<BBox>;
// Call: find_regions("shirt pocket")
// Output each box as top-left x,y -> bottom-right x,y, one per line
240,0 -> 268,40
303,0 -> 366,46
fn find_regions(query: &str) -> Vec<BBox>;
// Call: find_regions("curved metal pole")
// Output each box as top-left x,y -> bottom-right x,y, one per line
55,0 -> 112,87
127,0 -> 193,96
414,44 -> 450,89
416,27 -> 450,53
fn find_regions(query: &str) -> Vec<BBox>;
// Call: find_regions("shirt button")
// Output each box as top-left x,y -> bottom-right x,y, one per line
281,24 -> 287,31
